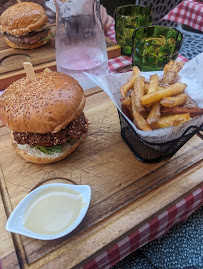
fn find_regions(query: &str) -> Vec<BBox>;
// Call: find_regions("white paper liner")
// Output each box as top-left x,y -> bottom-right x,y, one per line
85,53 -> 203,144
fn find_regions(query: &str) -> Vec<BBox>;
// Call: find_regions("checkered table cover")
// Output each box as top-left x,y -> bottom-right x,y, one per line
162,0 -> 203,32
82,186 -> 203,269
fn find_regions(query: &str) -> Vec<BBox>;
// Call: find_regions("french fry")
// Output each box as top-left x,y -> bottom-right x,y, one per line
133,76 -> 146,114
118,60 -> 199,131
147,102 -> 161,125
121,97 -> 132,113
141,82 -> 187,106
151,113 -> 190,129
163,59 -> 174,76
161,107 -> 203,117
148,74 -> 159,94
131,91 -> 151,131
144,82 -> 165,93
146,75 -> 161,125
121,104 -> 134,122
160,93 -> 187,107
161,61 -> 185,84
120,66 -> 140,99
132,66 -> 140,75
184,95 -> 198,108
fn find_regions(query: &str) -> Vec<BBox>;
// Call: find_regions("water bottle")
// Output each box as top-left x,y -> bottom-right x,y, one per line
54,0 -> 109,89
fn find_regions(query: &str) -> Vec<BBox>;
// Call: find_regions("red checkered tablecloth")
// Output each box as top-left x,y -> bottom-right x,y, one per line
81,187 -> 203,269
162,0 -> 203,32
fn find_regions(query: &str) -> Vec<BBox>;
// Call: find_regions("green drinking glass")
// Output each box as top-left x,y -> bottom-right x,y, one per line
132,25 -> 183,71
114,5 -> 153,56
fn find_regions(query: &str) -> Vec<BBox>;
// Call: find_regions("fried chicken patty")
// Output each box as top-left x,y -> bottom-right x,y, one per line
13,113 -> 88,146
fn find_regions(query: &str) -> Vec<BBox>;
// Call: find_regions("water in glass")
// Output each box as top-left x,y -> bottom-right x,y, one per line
54,0 -> 109,89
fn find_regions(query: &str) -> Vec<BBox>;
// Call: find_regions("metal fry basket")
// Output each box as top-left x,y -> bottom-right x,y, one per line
118,110 -> 203,163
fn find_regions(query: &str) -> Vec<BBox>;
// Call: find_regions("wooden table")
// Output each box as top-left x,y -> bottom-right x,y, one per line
0,87 -> 202,269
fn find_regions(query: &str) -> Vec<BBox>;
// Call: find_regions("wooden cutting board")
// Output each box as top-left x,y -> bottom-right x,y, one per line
0,24 -> 121,91
0,87 -> 202,269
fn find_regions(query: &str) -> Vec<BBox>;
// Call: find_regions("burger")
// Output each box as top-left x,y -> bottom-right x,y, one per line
0,2 -> 52,49
0,70 -> 88,164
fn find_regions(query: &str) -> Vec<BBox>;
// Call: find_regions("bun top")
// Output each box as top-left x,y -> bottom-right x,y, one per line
0,70 -> 86,134
0,2 -> 48,36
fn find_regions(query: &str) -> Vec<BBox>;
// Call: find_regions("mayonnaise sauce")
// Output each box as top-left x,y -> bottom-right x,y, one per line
23,186 -> 82,235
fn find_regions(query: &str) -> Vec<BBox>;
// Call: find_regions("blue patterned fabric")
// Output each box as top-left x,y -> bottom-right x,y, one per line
113,206 -> 203,269
112,250 -> 155,269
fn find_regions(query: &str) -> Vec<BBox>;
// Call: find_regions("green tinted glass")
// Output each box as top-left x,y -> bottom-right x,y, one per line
132,25 -> 183,71
115,5 -> 153,55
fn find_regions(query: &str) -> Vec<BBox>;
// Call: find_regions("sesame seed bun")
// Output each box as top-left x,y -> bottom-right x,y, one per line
0,70 -> 87,164
11,133 -> 87,164
0,2 -> 48,36
0,70 -> 86,134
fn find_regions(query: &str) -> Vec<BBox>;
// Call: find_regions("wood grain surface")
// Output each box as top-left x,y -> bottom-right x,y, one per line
0,87 -> 202,269
0,193 -> 20,269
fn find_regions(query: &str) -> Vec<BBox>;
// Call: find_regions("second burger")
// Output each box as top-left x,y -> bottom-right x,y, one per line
0,69 -> 88,164
0,2 -> 52,49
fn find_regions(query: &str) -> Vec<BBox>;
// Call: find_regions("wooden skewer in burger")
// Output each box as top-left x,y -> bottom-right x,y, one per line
0,63 -> 88,164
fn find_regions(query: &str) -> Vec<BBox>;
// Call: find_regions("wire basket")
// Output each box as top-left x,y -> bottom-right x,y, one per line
118,110 -> 203,163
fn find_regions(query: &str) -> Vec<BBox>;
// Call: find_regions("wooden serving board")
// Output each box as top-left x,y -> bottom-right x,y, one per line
0,24 -> 121,91
0,87 -> 202,269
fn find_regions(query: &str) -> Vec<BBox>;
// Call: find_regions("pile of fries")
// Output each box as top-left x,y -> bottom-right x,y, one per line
120,60 -> 203,131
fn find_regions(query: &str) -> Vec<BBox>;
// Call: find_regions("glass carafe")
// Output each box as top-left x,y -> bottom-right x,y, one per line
54,0 -> 109,89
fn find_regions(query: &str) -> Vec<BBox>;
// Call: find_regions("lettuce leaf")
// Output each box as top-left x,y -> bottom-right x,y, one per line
34,145 -> 61,154
42,30 -> 54,42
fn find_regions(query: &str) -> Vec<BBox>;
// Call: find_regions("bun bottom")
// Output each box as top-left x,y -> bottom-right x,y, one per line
4,36 -> 49,50
11,134 -> 86,164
